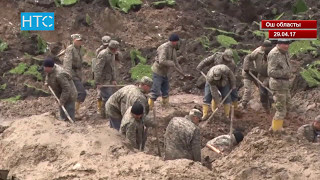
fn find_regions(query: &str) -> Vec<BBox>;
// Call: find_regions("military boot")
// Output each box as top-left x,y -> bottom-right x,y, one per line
148,98 -> 154,109
211,100 -> 216,112
162,97 -> 169,107
202,104 -> 210,120
75,102 -> 80,115
224,104 -> 231,118
272,119 -> 284,132
232,101 -> 238,109
97,99 -> 102,114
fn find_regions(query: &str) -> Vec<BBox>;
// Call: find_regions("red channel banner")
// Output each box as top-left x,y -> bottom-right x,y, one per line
268,30 -> 317,40
261,20 -> 317,30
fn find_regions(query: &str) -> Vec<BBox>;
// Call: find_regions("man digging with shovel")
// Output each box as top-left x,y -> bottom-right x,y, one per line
197,49 -> 237,120
240,40 -> 273,113
148,34 -> 191,109
204,64 -> 238,119
44,59 -> 77,122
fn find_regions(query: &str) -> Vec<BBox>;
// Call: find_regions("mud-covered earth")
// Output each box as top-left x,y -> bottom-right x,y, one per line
1,0 -> 320,179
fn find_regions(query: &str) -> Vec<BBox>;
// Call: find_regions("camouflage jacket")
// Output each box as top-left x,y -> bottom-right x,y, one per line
197,52 -> 236,73
164,116 -> 201,162
92,45 -> 122,78
242,46 -> 268,78
95,45 -> 107,56
206,134 -> 237,152
94,48 -> 117,85
152,41 -> 181,76
45,64 -> 77,105
297,124 -> 320,143
120,107 -> 155,149
267,46 -> 291,91
63,44 -> 83,81
105,85 -> 149,119
207,64 -> 236,103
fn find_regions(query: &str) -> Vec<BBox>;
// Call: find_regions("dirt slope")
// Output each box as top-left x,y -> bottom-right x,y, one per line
0,113 -> 215,180
213,127 -> 320,180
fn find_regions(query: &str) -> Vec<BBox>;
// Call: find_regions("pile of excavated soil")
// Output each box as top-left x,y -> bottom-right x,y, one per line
213,127 -> 320,180
0,113 -> 215,180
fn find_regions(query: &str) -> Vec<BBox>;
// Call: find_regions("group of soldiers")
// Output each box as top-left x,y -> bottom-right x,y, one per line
43,32 -> 319,163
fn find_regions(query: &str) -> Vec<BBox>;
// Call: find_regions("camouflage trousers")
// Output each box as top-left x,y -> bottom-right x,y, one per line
242,78 -> 257,104
272,89 -> 291,120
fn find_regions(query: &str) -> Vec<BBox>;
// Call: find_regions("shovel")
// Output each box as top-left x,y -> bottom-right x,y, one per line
229,105 -> 234,148
248,71 -> 273,95
207,89 -> 233,121
48,86 -> 74,123
100,84 -> 126,88
174,66 -> 194,80
153,106 -> 162,157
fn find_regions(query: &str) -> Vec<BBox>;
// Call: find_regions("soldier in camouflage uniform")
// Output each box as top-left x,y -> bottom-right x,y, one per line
120,101 -> 156,150
164,109 -> 203,162
92,36 -> 111,79
94,40 -> 120,117
96,36 -> 111,55
92,36 -> 123,79
148,34 -> 186,109
105,76 -> 153,131
267,39 -> 292,132
206,64 -> 237,118
196,49 -> 237,120
297,115 -> 320,143
63,34 -> 87,115
241,40 -> 273,112
44,59 -> 77,121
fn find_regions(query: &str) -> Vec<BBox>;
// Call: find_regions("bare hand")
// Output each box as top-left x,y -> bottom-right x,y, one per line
112,81 -> 117,85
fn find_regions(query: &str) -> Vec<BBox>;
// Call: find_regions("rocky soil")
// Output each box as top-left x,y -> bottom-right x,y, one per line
0,0 -> 320,179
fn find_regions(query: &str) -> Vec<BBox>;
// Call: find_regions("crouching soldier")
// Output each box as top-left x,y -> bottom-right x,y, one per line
202,131 -> 244,167
297,115 -> 320,143
44,59 -> 77,121
206,64 -> 238,118
120,101 -> 156,150
105,76 -> 153,131
164,109 -> 203,162
197,49 -> 237,120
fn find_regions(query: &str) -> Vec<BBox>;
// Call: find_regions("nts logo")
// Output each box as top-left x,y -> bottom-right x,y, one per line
21,12 -> 54,31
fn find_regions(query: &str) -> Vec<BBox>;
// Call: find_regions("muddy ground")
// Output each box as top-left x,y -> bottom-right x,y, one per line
0,0 -> 320,179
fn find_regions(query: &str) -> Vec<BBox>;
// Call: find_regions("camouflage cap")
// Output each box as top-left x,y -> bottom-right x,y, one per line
139,76 -> 153,87
262,40 -> 272,47
315,115 -> 320,123
277,39 -> 291,44
102,36 -> 111,45
71,34 -> 82,41
108,40 -> 119,49
223,49 -> 233,61
213,67 -> 222,80
189,109 -> 203,119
